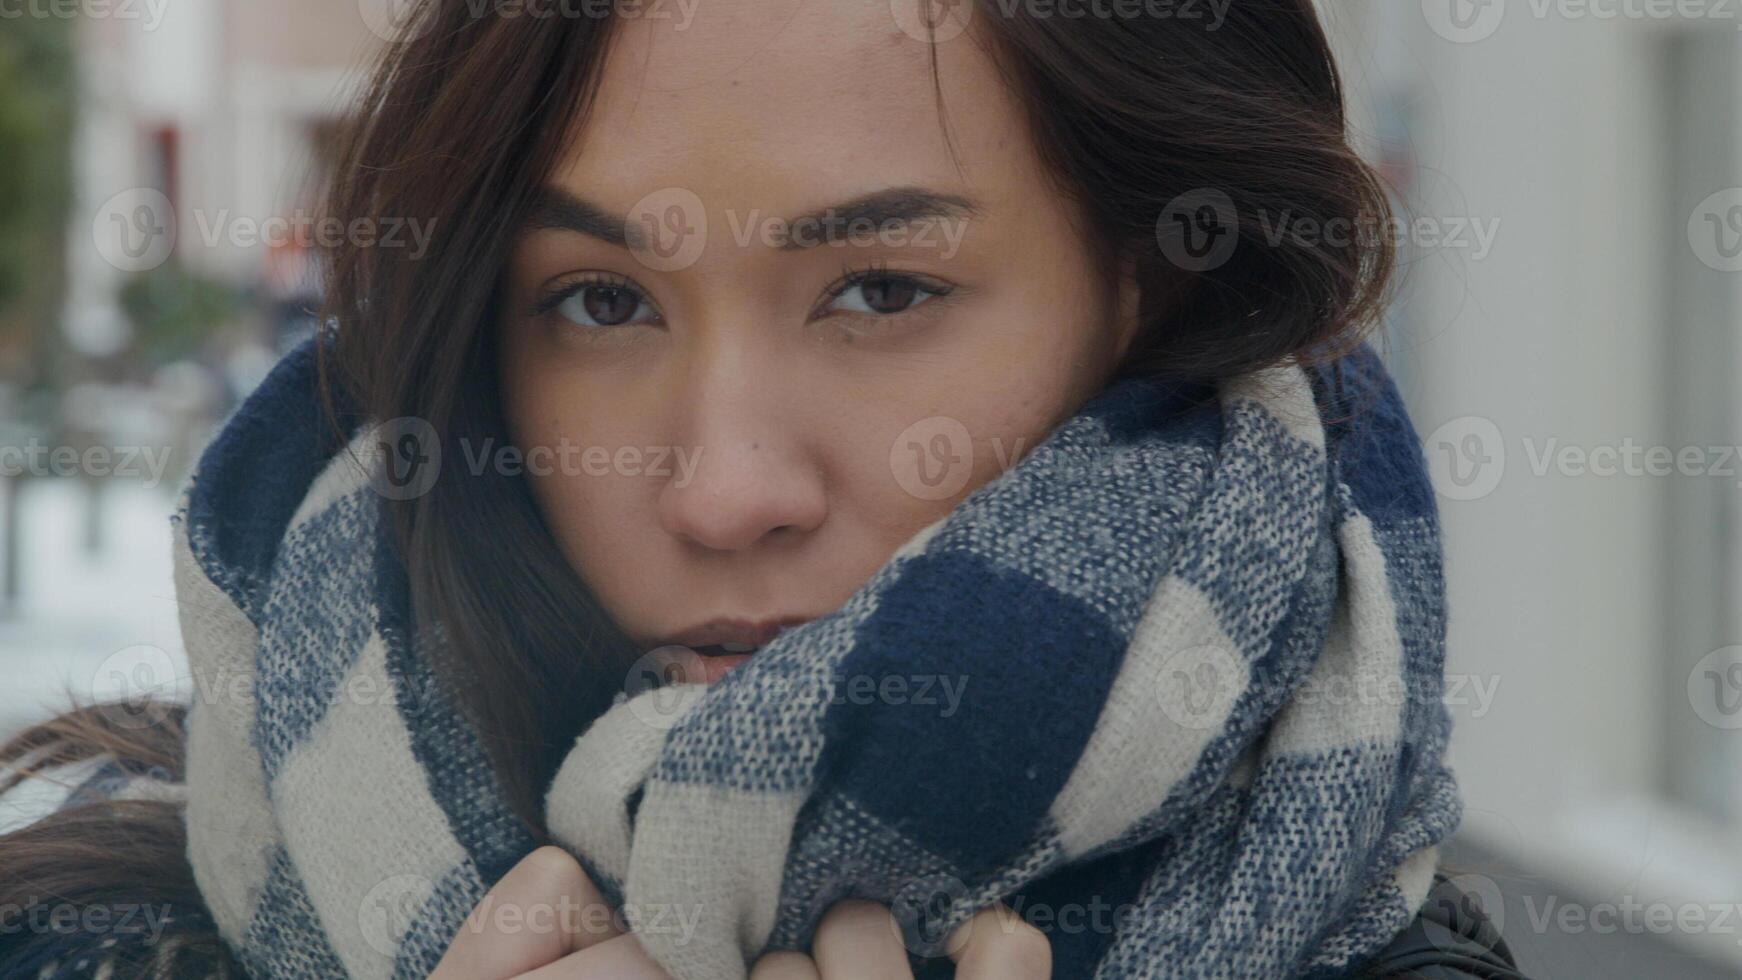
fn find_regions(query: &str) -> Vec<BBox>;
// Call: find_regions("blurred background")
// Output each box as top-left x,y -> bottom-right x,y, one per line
0,0 -> 1738,975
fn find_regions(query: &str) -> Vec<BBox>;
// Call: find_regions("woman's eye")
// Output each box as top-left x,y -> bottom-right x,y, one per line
546,280 -> 659,329
825,274 -> 948,317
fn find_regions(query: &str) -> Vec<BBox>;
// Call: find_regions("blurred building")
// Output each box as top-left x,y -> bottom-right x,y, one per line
1321,1 -> 1742,975
64,0 -> 380,358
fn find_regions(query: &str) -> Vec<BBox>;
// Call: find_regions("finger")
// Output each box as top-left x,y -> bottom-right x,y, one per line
432,846 -> 623,979
515,932 -> 671,980
811,900 -> 914,980
749,951 -> 823,980
946,903 -> 1050,980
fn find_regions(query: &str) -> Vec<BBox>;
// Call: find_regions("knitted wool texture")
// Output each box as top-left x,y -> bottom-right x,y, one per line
175,337 -> 1460,979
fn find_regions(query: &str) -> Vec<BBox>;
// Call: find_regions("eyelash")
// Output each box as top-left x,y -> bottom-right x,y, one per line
529,272 -> 651,321
528,264 -> 955,331
813,261 -> 955,320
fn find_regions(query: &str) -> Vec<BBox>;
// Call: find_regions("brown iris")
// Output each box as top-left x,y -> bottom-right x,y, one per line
581,284 -> 640,326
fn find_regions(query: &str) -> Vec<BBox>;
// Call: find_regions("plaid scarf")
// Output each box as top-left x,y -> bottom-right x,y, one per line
175,337 -> 1459,979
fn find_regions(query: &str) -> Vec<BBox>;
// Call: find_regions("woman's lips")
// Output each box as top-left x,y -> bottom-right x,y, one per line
659,616 -> 812,650
646,615 -> 816,683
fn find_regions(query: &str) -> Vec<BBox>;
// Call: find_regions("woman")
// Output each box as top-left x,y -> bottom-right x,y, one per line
0,1 -> 1520,977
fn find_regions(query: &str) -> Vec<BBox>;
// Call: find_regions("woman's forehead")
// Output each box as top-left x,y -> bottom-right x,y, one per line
564,0 -> 1021,196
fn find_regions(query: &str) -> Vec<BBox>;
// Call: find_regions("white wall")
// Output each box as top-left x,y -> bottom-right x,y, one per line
1325,0 -> 1742,967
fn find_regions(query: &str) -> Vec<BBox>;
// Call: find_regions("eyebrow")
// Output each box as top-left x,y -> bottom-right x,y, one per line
524,190 -> 642,248
773,187 -> 979,251
523,185 -> 979,251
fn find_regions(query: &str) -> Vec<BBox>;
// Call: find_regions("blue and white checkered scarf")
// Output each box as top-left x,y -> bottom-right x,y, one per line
175,337 -> 1460,979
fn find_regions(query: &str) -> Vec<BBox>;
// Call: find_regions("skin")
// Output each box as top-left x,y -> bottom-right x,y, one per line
431,846 -> 1052,980
482,0 -> 1141,975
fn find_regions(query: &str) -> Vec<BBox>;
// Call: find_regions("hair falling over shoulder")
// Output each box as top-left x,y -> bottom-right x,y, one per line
0,701 -> 241,978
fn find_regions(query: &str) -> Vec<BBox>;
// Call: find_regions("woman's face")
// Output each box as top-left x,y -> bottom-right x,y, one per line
499,0 -> 1140,657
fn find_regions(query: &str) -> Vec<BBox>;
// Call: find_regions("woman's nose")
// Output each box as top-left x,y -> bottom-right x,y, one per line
655,388 -> 828,554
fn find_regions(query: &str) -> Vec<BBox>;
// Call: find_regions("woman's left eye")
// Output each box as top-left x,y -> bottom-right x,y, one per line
823,272 -> 952,317
535,275 -> 661,331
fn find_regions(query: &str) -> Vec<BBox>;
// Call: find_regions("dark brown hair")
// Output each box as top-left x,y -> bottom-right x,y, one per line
0,2 -> 1393,974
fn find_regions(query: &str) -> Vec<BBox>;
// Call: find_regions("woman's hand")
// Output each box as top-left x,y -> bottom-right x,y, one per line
431,845 -> 666,979
432,846 -> 1051,979
750,900 -> 1052,980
